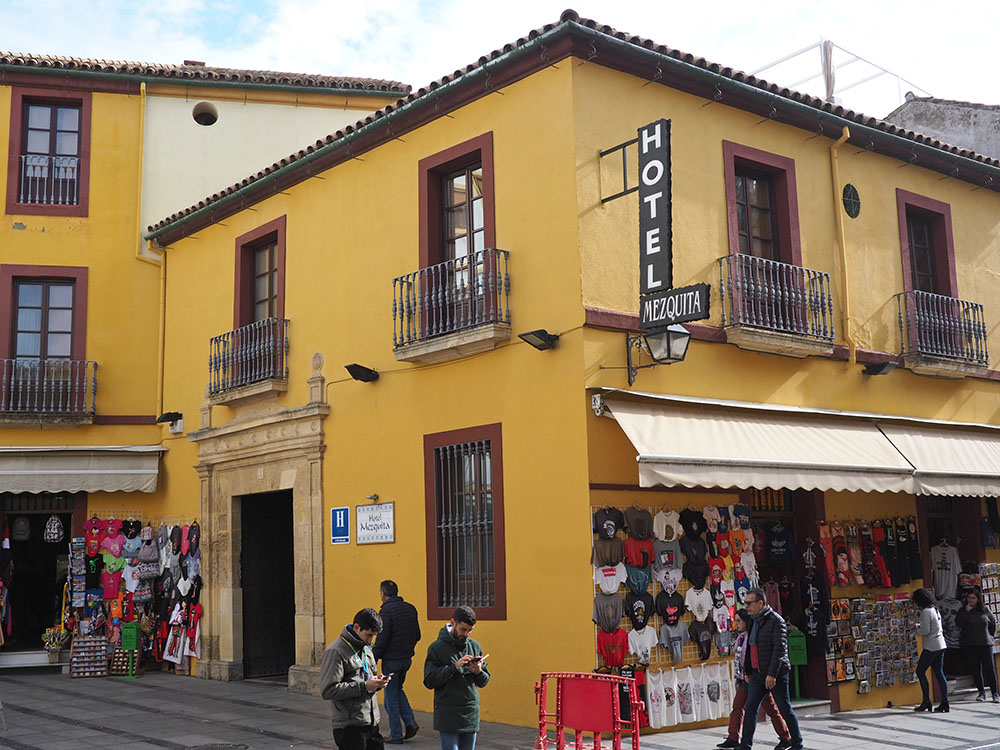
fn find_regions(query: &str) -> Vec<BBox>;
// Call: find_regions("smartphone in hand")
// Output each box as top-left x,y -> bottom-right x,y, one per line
469,653 -> 490,662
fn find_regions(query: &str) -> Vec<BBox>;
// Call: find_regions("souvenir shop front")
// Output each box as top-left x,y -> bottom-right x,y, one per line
587,391 -> 1000,729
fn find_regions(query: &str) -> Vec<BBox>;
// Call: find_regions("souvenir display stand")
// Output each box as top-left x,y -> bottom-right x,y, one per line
57,514 -> 204,678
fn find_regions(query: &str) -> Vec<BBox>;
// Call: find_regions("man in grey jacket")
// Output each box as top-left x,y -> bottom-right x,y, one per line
320,608 -> 392,749
739,588 -> 803,750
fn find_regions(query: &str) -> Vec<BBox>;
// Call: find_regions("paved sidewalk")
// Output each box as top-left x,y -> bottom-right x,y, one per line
0,670 -> 997,749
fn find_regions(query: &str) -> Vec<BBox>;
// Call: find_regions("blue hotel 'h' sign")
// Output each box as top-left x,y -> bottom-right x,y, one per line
331,506 -> 350,544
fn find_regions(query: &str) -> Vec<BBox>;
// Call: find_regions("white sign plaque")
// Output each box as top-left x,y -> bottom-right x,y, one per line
356,501 -> 395,544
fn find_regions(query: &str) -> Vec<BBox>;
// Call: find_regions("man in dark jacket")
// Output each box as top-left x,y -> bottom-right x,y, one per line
373,580 -> 422,743
739,588 -> 802,750
320,608 -> 391,750
423,605 -> 490,750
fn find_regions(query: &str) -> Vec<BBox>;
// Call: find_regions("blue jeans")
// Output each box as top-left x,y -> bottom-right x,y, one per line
740,671 -> 801,749
381,658 -> 416,739
916,648 -> 948,702
439,731 -> 477,750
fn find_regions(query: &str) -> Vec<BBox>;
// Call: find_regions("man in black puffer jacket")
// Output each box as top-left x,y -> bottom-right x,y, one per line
739,587 -> 803,750
373,580 -> 422,744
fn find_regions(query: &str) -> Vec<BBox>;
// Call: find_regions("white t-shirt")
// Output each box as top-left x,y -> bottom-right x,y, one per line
656,567 -> 683,594
712,605 -> 731,634
676,666 -> 695,723
930,544 -> 961,600
740,551 -> 759,587
593,563 -> 627,594
721,579 -> 736,609
662,668 -> 679,727
685,587 -> 713,622
704,662 -> 722,720
628,625 -> 658,664
646,669 -> 668,728
653,509 -> 683,542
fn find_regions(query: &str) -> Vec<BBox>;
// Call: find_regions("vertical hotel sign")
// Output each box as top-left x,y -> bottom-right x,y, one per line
638,119 -> 672,294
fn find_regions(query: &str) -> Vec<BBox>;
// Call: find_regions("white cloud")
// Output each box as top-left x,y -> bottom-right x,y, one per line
1,0 -> 997,114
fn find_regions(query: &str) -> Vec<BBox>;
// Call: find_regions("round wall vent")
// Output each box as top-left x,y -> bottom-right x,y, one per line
842,183 -> 861,218
192,101 -> 219,126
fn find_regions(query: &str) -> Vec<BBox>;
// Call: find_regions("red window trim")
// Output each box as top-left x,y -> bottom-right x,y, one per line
722,141 -> 802,266
5,87 -> 92,217
895,188 -> 958,298
233,215 -> 286,328
0,264 -> 88,359
418,132 -> 496,269
423,422 -> 507,621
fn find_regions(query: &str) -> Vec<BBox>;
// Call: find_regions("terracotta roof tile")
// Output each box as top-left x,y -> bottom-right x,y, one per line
147,9 -> 1000,236
0,51 -> 410,93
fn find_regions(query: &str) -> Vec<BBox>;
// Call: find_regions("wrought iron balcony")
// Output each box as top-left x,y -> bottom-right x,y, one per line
392,249 -> 510,356
718,254 -> 835,341
208,318 -> 289,397
0,359 -> 97,417
19,155 -> 80,206
896,290 -> 988,368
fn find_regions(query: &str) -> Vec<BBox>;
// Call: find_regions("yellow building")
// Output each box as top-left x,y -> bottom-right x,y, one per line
33,10 -> 1000,730
0,51 -> 406,664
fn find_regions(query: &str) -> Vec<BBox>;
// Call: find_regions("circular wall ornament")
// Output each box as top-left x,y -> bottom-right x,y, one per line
842,183 -> 861,218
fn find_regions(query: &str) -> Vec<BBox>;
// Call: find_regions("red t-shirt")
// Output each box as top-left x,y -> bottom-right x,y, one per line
624,537 -> 654,568
597,628 -> 629,667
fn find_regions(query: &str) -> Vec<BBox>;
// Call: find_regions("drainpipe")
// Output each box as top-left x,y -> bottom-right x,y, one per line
130,82 -> 167,418
830,126 -> 856,365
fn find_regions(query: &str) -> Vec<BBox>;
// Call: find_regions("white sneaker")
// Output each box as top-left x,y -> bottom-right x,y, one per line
977,694 -> 987,702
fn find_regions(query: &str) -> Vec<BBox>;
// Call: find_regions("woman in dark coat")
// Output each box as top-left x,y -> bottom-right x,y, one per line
955,588 -> 998,703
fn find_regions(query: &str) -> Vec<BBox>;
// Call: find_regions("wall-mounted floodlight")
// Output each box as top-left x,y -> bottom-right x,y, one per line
518,329 -> 560,351
345,364 -> 379,382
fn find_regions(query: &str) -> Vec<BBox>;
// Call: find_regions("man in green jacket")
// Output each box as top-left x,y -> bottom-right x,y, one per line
423,606 -> 490,750
320,608 -> 392,749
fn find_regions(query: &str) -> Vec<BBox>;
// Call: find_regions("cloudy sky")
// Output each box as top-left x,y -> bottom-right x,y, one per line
2,0 -> 996,118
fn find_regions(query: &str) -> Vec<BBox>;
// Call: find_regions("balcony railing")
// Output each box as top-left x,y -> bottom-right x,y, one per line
718,254 -> 835,340
393,248 -> 510,347
19,155 -> 80,206
0,359 -> 97,416
896,290 -> 988,365
208,318 -> 289,396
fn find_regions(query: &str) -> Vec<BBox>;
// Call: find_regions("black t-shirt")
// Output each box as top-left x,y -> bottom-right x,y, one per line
625,590 -> 655,630
656,590 -> 686,626
688,620 -> 718,660
593,507 -> 625,540
679,508 -> 706,538
84,554 -> 104,589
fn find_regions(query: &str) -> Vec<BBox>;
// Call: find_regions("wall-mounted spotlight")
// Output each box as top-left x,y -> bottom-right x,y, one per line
345,364 -> 379,382
863,361 -> 898,376
155,411 -> 184,434
518,329 -> 560,351
626,324 -> 691,385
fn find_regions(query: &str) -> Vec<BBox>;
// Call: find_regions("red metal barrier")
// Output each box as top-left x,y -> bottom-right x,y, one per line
534,672 -> 641,750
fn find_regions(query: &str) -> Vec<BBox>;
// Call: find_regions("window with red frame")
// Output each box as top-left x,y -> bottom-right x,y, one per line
733,167 -> 780,260
12,280 -> 75,360
18,101 -> 82,206
424,423 -> 506,620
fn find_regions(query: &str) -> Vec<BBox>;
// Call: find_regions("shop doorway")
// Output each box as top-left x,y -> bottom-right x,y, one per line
240,490 -> 295,680
1,500 -> 73,651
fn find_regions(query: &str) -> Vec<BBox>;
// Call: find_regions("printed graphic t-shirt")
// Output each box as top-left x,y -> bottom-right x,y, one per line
628,625 -> 659,664
597,628 -> 629,667
625,590 -> 655,630
593,593 -> 624,633
653,509 -> 683,542
593,563 -> 627,594
593,507 -> 625,539
656,590 -> 686,625
685,587 -> 713,622
659,622 -> 690,661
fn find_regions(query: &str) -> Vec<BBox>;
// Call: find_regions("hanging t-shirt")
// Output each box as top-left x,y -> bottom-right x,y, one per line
593,564 -> 627,594
721,578 -> 736,609
101,569 -> 123,599
624,537 -> 654,568
705,531 -> 720,559
730,529 -> 746,559
593,593 -> 624,633
659,622 -> 690,661
645,669 -> 668,728
597,628 -> 628,667
625,564 -> 653,594
591,537 -> 626,567
709,583 -> 726,609
704,663 -> 723,720
741,551 -> 759,587
906,516 -> 923,581
628,625 -> 658,664
708,557 -> 725,586
716,530 -> 732,560
680,535 -> 710,588
593,507 -> 625,539
767,524 -> 797,564
703,506 -> 721,533
652,539 -> 682,571
662,668 -> 679,727
101,532 -> 126,558
688,620 -> 717,660
717,506 -> 731,533
653,509 -> 683,542
690,664 -> 707,722
712,605 -> 732,634
656,590 -> 686,626
624,507 -> 654,540
730,503 -> 751,530
676,667 -> 695,723
685,587 -> 713,622
655,567 -> 683,594
764,581 -> 782,616
715,626 -> 733,657
84,554 -> 104,589
625,591 -> 655,630
930,543 -> 962,600
938,597 -> 962,648
679,508 -> 707,538
734,577 -> 751,607
753,524 -> 767,561
102,552 -> 126,573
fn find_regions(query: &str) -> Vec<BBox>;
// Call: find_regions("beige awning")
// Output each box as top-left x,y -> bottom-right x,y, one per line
879,424 -> 1000,497
0,445 -> 165,494
603,397 -> 916,493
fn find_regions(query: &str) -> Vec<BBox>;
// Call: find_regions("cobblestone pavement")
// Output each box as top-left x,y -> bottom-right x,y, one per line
0,670 -> 997,750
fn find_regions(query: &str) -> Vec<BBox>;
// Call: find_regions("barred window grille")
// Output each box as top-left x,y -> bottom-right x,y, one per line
434,439 -> 495,609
